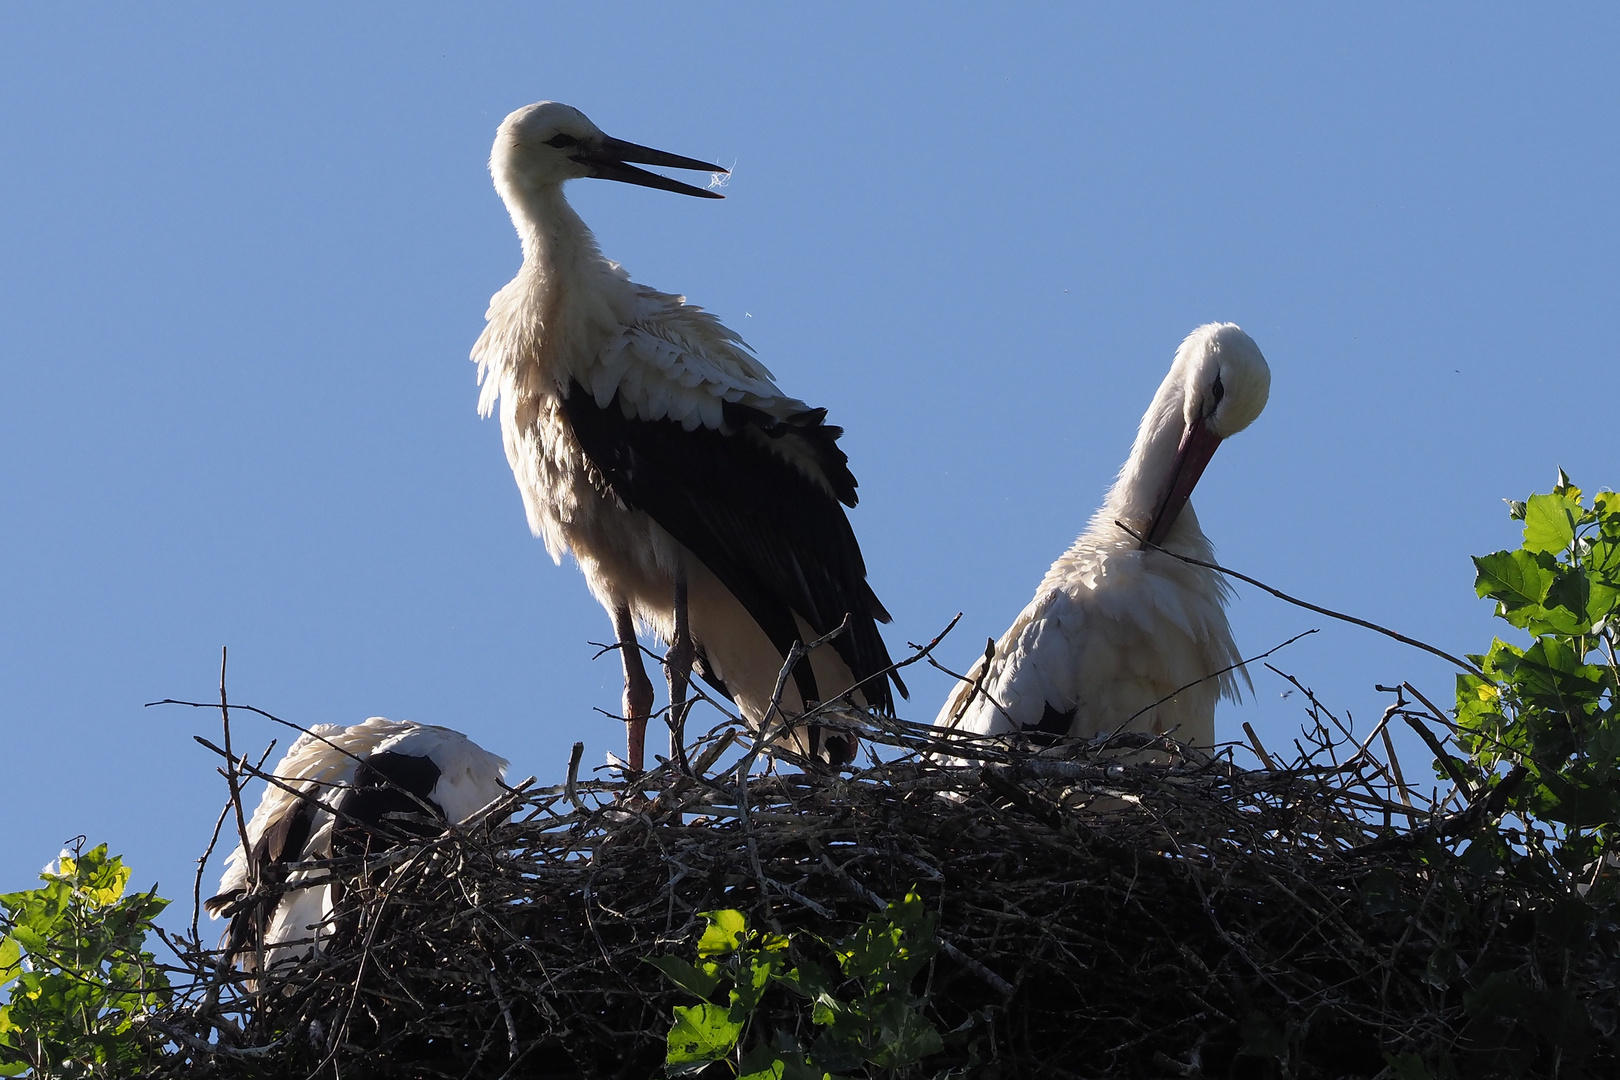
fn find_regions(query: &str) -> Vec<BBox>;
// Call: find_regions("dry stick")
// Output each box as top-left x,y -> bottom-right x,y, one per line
1380,726 -> 1413,810
192,808 -> 233,958
1344,701 -> 1403,775
720,616 -> 873,928
916,612 -> 1046,736
193,738 -> 392,841
688,730 -> 738,782
190,740 -> 279,953
161,698 -> 444,822
1401,682 -> 1460,734
898,611 -> 964,672
940,636 -> 1000,730
485,970 -> 519,1063
1115,520 -> 1484,677
212,648 -> 267,991
1243,723 -> 1279,772
153,697 -> 376,771
303,842 -> 436,1080
565,742 -> 585,812
811,609 -> 963,716
1267,669 -> 1410,814
1402,715 -> 1473,801
1342,714 -> 1406,811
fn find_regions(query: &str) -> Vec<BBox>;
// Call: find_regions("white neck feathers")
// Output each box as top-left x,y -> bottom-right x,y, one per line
1099,362 -> 1191,537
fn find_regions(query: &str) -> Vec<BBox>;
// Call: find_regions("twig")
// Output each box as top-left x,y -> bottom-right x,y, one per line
1118,628 -> 1319,732
565,742 -> 585,812
1401,682 -> 1459,733
1242,723 -> 1278,772
1403,715 -> 1472,801
1381,725 -> 1413,809
1115,520 -> 1484,676
211,648 -> 265,986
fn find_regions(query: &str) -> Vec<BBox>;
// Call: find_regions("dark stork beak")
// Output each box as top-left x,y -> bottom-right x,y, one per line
578,135 -> 727,199
1143,414 -> 1223,548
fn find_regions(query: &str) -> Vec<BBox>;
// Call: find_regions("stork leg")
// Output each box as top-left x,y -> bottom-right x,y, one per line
613,604 -> 653,773
665,569 -> 696,770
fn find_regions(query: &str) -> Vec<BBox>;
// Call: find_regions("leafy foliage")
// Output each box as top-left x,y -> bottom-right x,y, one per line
1458,473 -> 1620,889
650,890 -> 942,1079
0,843 -> 171,1078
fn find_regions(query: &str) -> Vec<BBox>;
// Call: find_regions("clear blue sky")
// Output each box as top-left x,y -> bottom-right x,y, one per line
3,6 -> 1616,914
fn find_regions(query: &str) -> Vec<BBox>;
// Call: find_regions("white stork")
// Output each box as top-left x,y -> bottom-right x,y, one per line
205,717 -> 508,974
935,323 -> 1270,748
472,102 -> 904,770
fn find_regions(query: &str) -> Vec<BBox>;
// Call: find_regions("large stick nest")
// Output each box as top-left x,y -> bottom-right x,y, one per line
150,691 -> 1620,1080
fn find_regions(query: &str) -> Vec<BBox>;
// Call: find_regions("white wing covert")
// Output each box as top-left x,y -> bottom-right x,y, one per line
937,588 -> 1088,738
586,288 -> 801,432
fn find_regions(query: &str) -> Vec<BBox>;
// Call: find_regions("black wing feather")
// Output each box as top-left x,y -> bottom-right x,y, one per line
563,382 -> 906,713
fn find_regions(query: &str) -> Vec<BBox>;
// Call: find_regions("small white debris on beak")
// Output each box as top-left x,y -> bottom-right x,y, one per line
707,162 -> 734,191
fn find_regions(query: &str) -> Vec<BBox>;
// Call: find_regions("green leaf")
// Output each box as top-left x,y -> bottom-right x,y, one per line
1514,638 -> 1607,710
832,922 -> 902,982
1474,550 -> 1554,613
646,955 -> 722,1000
1543,569 -> 1619,636
665,1003 -> 744,1072
781,962 -> 835,1000
737,1042 -> 788,1080
731,951 -> 780,1016
9,926 -> 46,958
1382,1051 -> 1433,1080
1535,772 -> 1619,828
868,997 -> 944,1067
0,937 -> 19,983
1523,492 -> 1581,554
810,992 -> 851,1028
696,909 -> 748,958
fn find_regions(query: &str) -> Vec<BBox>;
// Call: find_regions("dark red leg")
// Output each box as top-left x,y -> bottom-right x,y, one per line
614,604 -> 653,773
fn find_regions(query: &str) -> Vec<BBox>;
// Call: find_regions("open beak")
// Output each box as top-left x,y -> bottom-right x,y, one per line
578,135 -> 727,199
1143,415 -> 1223,548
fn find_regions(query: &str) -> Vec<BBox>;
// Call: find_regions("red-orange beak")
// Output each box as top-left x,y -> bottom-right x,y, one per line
1143,415 -> 1223,548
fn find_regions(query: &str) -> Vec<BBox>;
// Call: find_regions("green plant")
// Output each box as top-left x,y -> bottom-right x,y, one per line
649,890 -> 943,1079
0,842 -> 171,1077
1456,472 -> 1620,893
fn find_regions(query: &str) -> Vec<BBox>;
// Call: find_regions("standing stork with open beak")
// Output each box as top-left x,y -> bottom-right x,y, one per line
935,323 -> 1270,748
473,102 -> 905,772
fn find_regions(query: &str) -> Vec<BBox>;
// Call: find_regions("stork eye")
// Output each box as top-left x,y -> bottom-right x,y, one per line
544,133 -> 579,149
1211,374 -> 1225,406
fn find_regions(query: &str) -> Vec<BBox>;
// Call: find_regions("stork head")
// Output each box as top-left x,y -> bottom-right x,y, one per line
490,101 -> 726,204
1142,323 -> 1270,547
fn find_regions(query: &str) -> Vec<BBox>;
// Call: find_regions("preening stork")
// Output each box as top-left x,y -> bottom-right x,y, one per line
472,102 -> 904,770
935,323 -> 1270,748
205,718 -> 508,974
